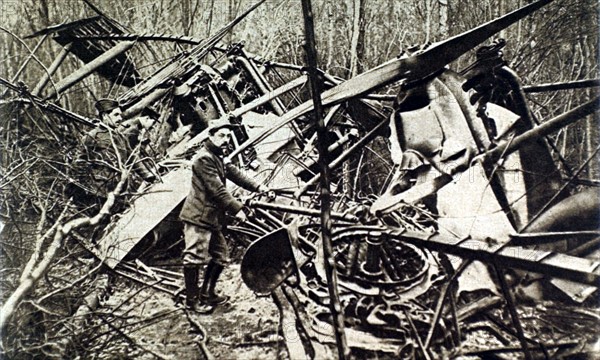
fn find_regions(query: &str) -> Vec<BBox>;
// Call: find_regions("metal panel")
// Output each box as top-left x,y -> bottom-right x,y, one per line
98,166 -> 191,268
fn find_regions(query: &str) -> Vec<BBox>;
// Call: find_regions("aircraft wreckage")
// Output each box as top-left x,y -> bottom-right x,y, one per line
1,0 -> 599,358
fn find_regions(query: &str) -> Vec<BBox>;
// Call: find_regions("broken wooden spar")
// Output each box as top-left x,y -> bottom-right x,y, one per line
31,43 -> 72,96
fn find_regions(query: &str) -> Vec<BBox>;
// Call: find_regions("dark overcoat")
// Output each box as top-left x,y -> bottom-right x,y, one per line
179,139 -> 260,229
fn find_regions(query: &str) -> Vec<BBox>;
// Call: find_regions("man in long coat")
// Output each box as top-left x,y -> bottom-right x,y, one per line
179,119 -> 268,311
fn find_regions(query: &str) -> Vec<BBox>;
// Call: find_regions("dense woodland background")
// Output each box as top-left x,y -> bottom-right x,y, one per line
0,0 -> 598,358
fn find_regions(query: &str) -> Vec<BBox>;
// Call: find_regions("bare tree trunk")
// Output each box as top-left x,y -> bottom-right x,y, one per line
349,0 -> 365,77
498,0 -> 506,39
227,0 -> 235,44
581,34 -> 596,177
424,0 -> 432,44
516,0 -> 523,44
207,0 -> 215,35
39,0 -> 51,28
181,0 -> 191,36
439,0 -> 449,38
326,1 -> 334,69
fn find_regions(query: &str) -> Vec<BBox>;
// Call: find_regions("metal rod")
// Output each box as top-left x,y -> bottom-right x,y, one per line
424,259 -> 470,348
301,0 -> 350,358
235,52 -> 303,140
267,61 -> 305,71
511,230 -> 600,239
449,282 -> 461,347
493,265 -> 533,360
361,94 -> 397,101
568,236 -> 600,257
236,55 -> 286,115
0,77 -> 97,127
402,308 -> 432,360
121,87 -> 170,119
524,79 -> 600,93
243,49 -> 288,113
74,33 -> 203,45
509,230 -> 600,246
246,200 -> 358,223
293,128 -> 358,176
487,96 -> 600,162
231,75 -> 307,118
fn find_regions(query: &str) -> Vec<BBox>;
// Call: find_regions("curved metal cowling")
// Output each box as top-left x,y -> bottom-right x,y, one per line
241,228 -> 299,295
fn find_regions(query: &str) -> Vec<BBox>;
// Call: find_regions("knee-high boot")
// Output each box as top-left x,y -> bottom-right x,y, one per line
199,261 -> 215,300
200,260 -> 229,305
183,266 -> 202,311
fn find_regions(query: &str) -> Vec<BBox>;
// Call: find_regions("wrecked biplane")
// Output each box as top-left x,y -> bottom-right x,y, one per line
1,0 -> 599,358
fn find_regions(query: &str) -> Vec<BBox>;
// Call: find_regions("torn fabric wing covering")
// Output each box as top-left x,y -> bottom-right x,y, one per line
28,16 -> 141,86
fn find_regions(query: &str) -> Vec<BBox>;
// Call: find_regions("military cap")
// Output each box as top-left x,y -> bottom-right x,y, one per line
207,118 -> 239,134
95,98 -> 120,114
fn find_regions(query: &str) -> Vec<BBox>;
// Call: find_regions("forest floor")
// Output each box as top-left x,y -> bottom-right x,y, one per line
88,259 -> 600,360
92,264 -> 283,359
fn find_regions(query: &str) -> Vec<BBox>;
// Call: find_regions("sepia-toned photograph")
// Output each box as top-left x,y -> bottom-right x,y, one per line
0,0 -> 598,358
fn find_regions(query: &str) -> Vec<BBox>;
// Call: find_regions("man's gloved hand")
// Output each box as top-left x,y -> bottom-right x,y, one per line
234,208 -> 248,222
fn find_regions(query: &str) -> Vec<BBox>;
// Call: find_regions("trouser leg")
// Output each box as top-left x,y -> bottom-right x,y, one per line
181,222 -> 211,311
182,222 -> 210,266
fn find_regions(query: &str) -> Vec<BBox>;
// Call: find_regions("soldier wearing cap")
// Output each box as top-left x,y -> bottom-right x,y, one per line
179,119 -> 269,311
95,98 -> 122,126
84,98 -> 126,149
85,98 -> 156,181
